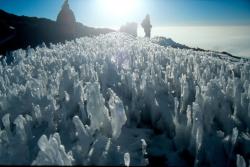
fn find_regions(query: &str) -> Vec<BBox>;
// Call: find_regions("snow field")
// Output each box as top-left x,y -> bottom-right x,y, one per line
0,32 -> 250,166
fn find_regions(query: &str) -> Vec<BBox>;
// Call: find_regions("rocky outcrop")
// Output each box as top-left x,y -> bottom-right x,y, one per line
119,22 -> 137,37
0,9 -> 114,57
56,0 -> 76,25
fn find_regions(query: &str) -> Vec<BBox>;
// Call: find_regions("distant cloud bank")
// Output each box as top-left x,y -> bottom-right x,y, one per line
139,26 -> 250,58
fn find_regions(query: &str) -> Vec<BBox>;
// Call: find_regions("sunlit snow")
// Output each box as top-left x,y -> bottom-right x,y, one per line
0,32 -> 249,166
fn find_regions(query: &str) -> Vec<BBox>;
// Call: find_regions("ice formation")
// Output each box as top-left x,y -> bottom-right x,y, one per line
0,32 -> 250,166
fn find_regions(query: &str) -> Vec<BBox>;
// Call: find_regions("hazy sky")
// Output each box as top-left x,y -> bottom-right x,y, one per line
0,0 -> 250,27
0,0 -> 250,57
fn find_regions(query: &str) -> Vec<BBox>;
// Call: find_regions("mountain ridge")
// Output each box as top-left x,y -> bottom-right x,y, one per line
0,9 -> 244,61
0,9 -> 115,55
151,36 -> 241,59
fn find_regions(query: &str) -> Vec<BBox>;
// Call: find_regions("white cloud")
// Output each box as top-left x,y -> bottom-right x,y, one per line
140,26 -> 250,58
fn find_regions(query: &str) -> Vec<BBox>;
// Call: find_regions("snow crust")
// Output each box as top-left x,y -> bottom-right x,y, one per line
0,32 -> 250,166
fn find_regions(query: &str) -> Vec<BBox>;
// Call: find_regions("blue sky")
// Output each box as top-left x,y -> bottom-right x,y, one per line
0,0 -> 250,27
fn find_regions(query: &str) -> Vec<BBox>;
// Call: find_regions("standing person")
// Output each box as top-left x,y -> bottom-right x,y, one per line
141,14 -> 152,38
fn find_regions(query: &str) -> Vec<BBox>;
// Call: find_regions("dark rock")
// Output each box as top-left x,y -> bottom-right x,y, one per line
120,22 -> 138,37
56,0 -> 76,25
151,36 -> 190,49
0,3 -> 114,57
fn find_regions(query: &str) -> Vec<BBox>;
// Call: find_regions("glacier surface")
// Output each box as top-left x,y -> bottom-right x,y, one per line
0,32 -> 250,166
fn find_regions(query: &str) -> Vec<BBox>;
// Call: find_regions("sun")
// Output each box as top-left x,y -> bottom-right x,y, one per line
99,0 -> 137,17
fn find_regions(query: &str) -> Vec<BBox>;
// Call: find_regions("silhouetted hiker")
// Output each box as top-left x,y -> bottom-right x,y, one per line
141,14 -> 152,38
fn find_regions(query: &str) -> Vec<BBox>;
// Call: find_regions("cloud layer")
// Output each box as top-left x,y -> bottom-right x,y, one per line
139,26 -> 250,58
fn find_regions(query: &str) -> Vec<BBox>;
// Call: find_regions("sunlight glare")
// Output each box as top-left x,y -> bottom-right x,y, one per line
99,0 -> 137,17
